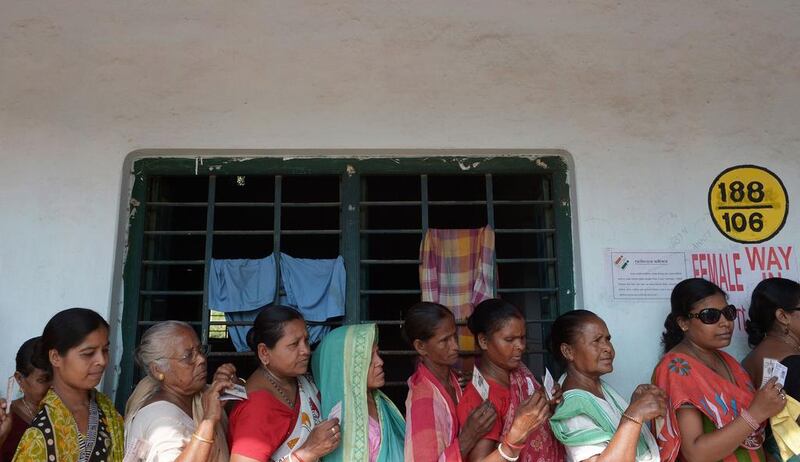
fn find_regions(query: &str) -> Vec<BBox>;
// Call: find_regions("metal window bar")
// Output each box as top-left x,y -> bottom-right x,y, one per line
200,175 -> 217,344
273,175 -> 282,303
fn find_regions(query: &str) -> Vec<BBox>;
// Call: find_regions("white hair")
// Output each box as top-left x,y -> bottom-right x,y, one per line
134,320 -> 194,376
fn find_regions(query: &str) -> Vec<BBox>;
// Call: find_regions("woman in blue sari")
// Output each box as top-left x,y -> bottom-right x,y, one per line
312,324 -> 405,462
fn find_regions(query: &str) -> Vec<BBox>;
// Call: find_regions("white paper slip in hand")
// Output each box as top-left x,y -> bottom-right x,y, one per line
472,366 -> 490,401
525,377 -> 535,396
543,368 -> 556,401
328,401 -> 342,421
761,358 -> 779,388
220,384 -> 248,401
771,362 -> 788,387
5,377 -> 14,413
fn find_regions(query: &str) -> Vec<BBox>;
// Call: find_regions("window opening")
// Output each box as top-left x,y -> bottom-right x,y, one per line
119,157 -> 573,412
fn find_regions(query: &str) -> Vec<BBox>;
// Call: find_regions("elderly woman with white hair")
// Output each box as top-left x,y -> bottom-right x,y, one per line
125,321 -> 237,462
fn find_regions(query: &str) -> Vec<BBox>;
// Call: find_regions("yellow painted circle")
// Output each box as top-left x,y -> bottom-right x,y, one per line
708,165 -> 789,243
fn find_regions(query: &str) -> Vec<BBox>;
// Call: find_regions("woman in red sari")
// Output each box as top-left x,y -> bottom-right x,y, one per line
456,298 -> 566,462
228,306 -> 340,462
653,278 -> 786,462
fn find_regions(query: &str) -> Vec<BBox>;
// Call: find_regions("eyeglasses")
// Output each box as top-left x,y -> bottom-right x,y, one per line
686,305 -> 738,325
158,344 -> 209,365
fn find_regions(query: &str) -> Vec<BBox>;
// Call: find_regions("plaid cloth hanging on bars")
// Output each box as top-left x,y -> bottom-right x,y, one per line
419,225 -> 496,352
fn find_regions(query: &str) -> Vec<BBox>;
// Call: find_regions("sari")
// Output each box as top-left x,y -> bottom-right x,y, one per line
404,362 -> 463,462
227,375 -> 321,462
652,351 -> 766,462
457,364 -> 565,462
311,324 -> 406,462
550,379 -> 660,462
124,376 -> 230,462
12,389 -> 124,462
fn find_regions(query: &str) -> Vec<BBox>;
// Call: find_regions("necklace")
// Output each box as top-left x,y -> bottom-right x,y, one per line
768,333 -> 800,352
21,398 -> 36,419
262,367 -> 295,408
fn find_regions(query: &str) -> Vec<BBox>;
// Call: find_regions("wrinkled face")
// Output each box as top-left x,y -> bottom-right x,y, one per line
417,316 -> 460,367
562,316 -> 615,376
479,317 -> 526,371
16,368 -> 51,405
366,343 -> 385,390
680,293 -> 734,350
263,319 -> 311,378
159,327 -> 208,396
50,327 -> 109,390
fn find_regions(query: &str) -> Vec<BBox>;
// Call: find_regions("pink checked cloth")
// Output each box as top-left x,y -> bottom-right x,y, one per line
419,226 -> 496,352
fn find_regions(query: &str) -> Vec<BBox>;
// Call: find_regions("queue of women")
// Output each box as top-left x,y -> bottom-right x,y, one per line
0,276 -> 798,461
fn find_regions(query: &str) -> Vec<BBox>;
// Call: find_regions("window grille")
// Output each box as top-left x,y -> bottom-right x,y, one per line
118,156 -> 574,410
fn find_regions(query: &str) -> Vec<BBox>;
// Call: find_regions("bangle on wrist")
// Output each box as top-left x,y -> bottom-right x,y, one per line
191,432 -> 214,444
497,442 -> 520,461
740,409 -> 760,431
503,437 -> 525,450
621,412 -> 643,426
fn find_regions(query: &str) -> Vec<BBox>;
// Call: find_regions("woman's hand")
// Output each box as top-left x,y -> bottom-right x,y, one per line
461,400 -> 496,441
548,382 -> 564,407
212,363 -> 238,385
506,390 -> 551,446
296,418 -> 341,459
0,400 -> 12,445
625,384 -> 666,422
749,377 -> 787,422
202,364 -> 236,423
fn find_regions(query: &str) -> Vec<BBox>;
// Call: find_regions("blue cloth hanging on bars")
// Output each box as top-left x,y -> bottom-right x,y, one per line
279,254 -> 346,324
209,254 -> 345,351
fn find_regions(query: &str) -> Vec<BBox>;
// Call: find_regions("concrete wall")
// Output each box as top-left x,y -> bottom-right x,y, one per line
2,0 -> 799,397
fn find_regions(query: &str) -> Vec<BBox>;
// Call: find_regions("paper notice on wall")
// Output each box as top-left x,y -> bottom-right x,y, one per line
611,245 -> 799,358
611,252 -> 687,300
612,245 -> 797,302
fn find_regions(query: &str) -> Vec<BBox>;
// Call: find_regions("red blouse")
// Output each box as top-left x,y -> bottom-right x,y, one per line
228,390 -> 299,462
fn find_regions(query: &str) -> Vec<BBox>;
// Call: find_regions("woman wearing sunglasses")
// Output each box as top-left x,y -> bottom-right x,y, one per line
125,321 -> 236,462
653,278 -> 786,462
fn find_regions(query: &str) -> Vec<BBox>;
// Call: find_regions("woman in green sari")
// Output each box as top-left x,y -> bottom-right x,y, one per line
311,324 -> 405,462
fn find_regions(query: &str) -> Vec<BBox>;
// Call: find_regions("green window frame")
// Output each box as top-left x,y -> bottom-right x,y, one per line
117,154 -> 575,408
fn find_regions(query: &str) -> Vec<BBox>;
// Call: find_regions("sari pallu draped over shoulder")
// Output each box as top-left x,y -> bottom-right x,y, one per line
652,351 -> 767,462
312,324 -> 406,462
550,380 -> 660,462
13,389 -> 124,462
124,376 -> 230,462
502,365 -> 566,462
404,362 -> 463,462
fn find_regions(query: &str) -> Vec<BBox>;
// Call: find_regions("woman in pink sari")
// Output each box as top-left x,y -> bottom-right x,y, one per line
456,299 -> 566,462
403,302 -> 496,461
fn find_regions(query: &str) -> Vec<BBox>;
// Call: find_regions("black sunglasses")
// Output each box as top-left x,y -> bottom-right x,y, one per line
686,304 -> 738,325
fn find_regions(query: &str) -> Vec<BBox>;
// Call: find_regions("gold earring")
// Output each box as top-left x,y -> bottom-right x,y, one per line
157,373 -> 165,381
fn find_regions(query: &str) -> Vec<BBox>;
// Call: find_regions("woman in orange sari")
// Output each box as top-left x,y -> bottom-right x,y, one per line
653,278 -> 786,462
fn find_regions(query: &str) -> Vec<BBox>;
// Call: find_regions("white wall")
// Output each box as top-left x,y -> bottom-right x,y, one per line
1,0 -> 799,398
